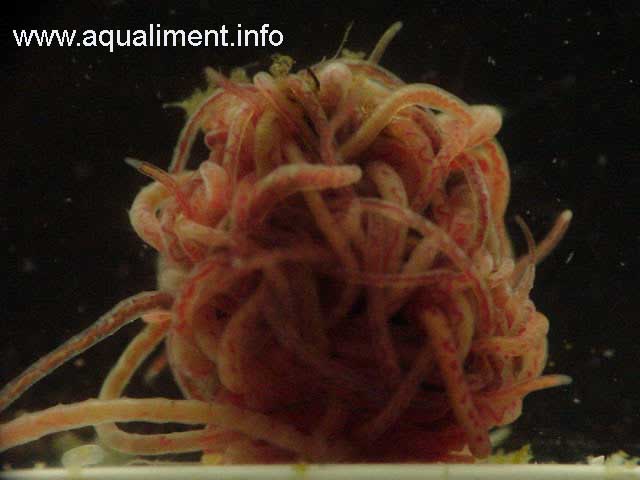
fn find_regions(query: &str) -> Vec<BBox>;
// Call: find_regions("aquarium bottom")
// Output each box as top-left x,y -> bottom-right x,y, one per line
2,464 -> 640,480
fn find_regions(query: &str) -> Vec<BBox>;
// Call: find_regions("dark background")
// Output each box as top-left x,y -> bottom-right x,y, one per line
2,0 -> 638,467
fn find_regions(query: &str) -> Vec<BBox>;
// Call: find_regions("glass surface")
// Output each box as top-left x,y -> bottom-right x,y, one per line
2,0 -> 638,470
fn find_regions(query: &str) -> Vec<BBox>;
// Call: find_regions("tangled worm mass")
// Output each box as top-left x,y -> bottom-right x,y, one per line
0,23 -> 572,463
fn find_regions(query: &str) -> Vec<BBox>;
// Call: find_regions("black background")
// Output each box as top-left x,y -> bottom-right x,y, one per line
2,0 -> 639,467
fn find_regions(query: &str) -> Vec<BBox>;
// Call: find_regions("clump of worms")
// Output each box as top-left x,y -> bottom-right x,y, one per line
0,23 -> 572,463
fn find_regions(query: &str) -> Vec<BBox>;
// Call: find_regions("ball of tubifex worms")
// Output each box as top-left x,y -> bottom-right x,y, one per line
0,23 -> 572,463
